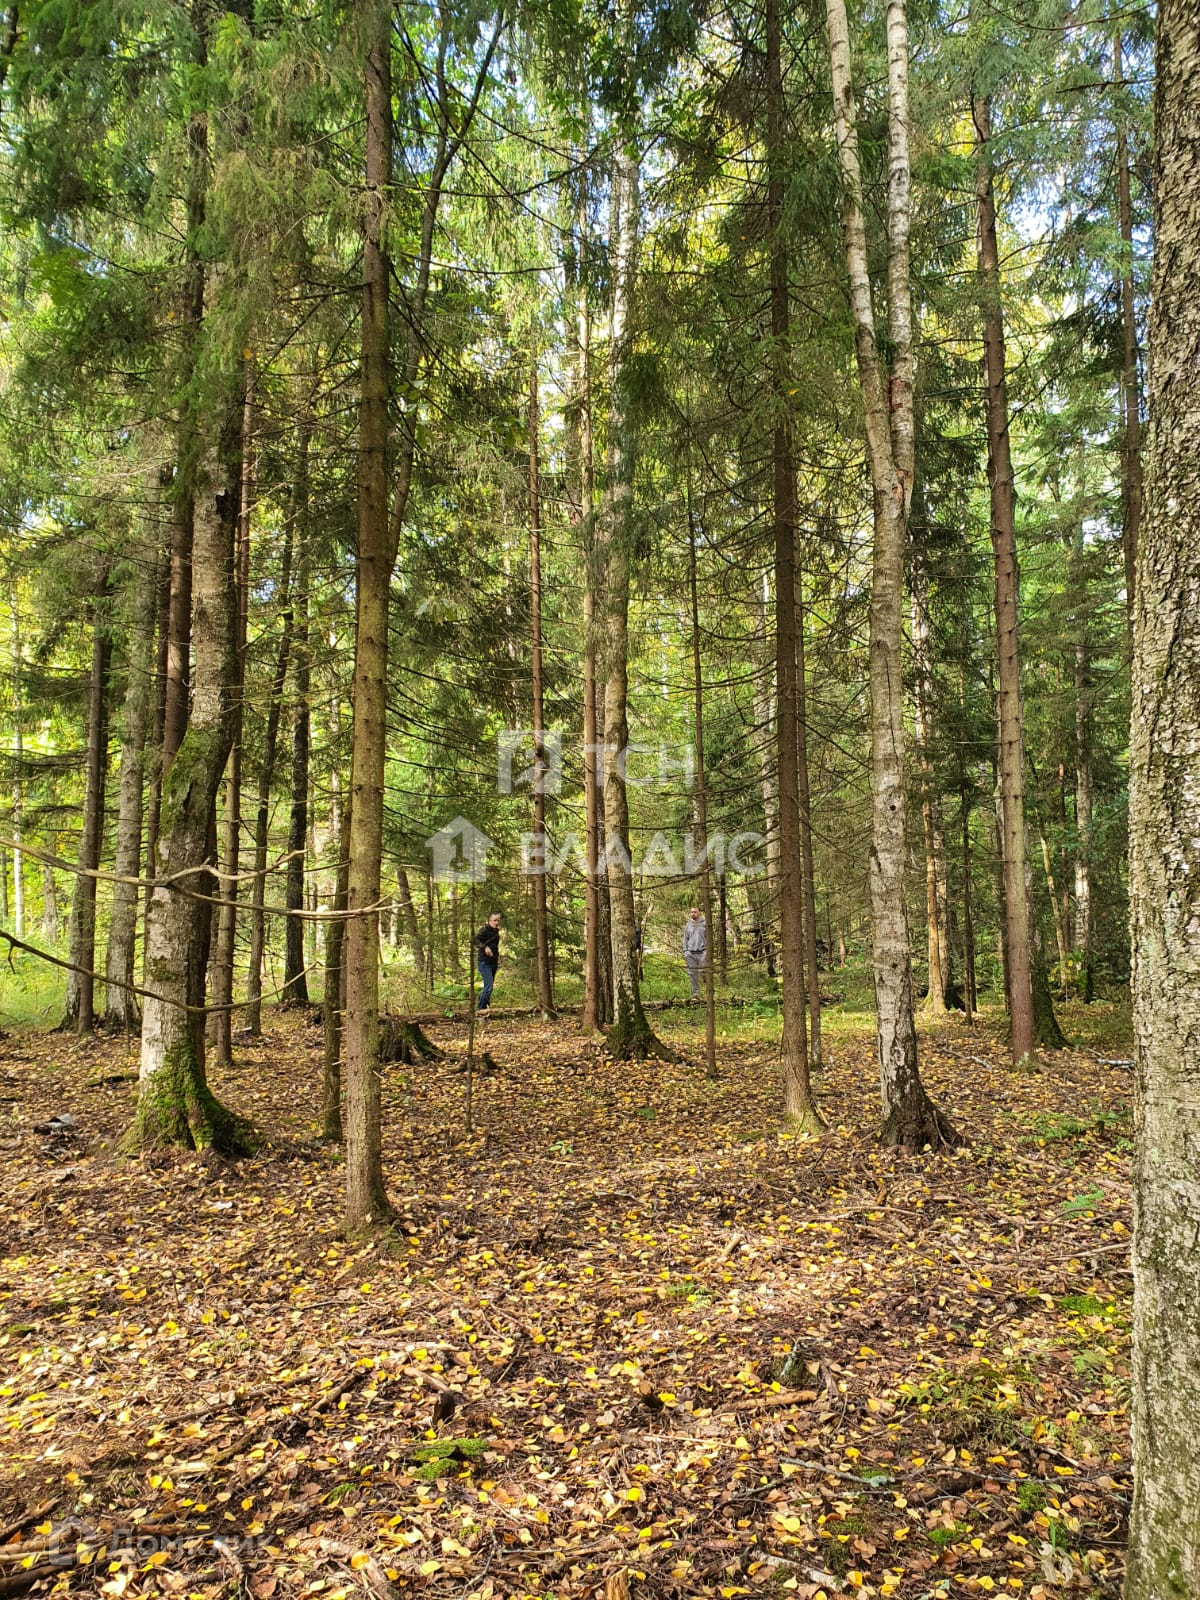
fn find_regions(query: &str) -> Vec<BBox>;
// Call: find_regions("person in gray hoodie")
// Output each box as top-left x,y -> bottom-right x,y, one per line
683,906 -> 707,1001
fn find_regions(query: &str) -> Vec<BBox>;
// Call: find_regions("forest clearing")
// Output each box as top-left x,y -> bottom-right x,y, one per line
1,990 -> 1135,1599
2,0 -> 1200,1593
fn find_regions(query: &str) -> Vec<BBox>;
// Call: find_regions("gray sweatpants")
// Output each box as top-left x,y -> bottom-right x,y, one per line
686,953 -> 705,998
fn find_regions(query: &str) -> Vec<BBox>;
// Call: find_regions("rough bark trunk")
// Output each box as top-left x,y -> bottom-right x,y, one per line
104,491 -> 159,1031
754,577 -> 781,900
974,92 -> 1036,1068
322,804 -> 351,1145
768,0 -> 819,1129
528,353 -> 553,1019
341,1 -> 498,1225
64,576 -> 112,1033
1126,5 -> 1200,1585
1115,28 -> 1142,632
794,540 -> 824,1068
598,138 -> 668,1063
687,463 -> 718,1081
343,8 -> 394,1227
825,0 -> 953,1146
129,397 -> 254,1154
211,383 -> 253,1065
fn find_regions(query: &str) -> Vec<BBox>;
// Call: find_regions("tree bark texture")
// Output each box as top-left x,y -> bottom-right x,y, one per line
104,490 -> 160,1031
768,0 -> 819,1129
343,6 -> 394,1228
974,92 -> 1036,1068
1126,10 -> 1200,1586
130,396 -> 253,1154
64,575 -> 111,1034
598,138 -> 667,1062
211,383 -> 253,1065
825,0 -> 953,1146
528,353 -> 553,1018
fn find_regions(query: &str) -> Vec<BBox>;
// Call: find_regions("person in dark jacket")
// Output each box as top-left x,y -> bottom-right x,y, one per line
475,912 -> 501,1011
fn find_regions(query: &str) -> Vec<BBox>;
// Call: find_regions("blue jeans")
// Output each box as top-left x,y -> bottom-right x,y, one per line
477,960 -> 496,1009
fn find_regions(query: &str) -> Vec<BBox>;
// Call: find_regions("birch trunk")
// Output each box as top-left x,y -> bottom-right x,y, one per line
824,0 -> 953,1145
1126,5 -> 1200,1583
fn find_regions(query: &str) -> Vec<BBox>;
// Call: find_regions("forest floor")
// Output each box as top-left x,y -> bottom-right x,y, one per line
0,994 -> 1135,1600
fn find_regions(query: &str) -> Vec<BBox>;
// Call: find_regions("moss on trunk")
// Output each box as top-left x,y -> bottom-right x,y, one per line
123,1035 -> 257,1155
1032,942 -> 1066,1050
605,981 -> 674,1062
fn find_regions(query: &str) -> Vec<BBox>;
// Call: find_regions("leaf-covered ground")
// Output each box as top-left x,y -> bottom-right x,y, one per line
1,1003 -> 1134,1600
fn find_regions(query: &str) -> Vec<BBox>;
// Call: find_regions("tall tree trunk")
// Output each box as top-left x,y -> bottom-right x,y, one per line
974,91 -> 1037,1068
794,543 -> 823,1067
598,137 -> 667,1062
1070,528 -> 1094,1001
1115,28 -> 1142,631
64,575 -> 112,1033
41,847 -> 58,946
211,383 -> 253,1065
754,576 -> 781,902
104,490 -> 159,1031
244,489 -> 295,1035
572,164 -> 608,1034
959,781 -> 976,1023
395,867 -> 422,968
142,541 -> 170,942
767,0 -> 818,1127
687,457 -> 718,1081
911,552 -> 949,1011
341,1 -> 499,1227
129,393 -> 253,1153
322,804 -> 351,1144
282,520 -> 311,1007
9,588 -> 23,939
1127,3 -> 1200,1583
528,352 -> 553,1019
343,7 -> 394,1226
826,0 -> 953,1145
